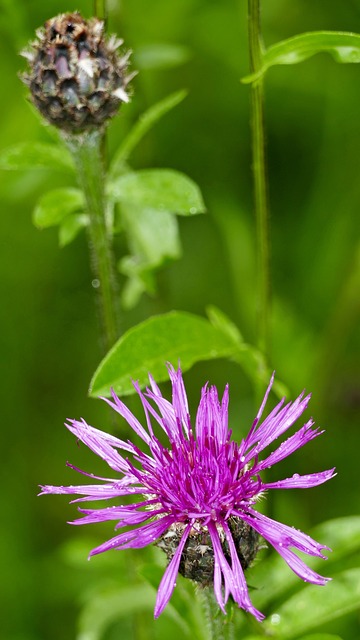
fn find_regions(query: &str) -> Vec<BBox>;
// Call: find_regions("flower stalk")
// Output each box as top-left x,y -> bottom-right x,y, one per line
94,0 -> 107,22
21,11 -> 134,351
248,0 -> 271,363
65,130 -> 120,351
202,589 -> 235,640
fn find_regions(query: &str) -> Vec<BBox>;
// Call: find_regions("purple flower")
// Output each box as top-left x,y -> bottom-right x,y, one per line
40,365 -> 335,620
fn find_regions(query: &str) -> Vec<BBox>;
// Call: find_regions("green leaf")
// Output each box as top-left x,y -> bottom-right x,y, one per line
108,169 -> 206,215
0,141 -> 74,172
33,188 -> 85,229
206,305 -> 244,344
109,89 -> 188,175
205,306 -> 288,399
120,267 -> 155,310
58,213 -> 88,247
121,205 -> 181,266
262,568 -> 360,639
118,205 -> 181,308
89,311 -> 237,397
248,516 -> 360,610
134,43 -> 191,69
242,31 -> 360,83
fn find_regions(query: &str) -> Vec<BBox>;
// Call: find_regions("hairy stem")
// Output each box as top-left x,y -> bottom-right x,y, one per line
248,0 -> 271,362
65,130 -> 119,352
201,589 -> 235,640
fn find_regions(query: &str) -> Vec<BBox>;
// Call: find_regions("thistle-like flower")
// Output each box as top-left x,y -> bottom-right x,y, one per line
21,12 -> 134,132
40,365 -> 335,620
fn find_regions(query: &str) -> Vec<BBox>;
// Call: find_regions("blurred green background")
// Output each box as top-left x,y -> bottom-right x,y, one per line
0,0 -> 359,638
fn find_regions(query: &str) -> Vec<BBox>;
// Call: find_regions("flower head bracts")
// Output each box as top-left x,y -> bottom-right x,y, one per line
40,364 -> 335,620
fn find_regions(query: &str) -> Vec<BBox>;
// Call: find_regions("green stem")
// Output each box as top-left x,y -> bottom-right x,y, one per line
65,130 -> 119,352
201,589 -> 235,640
248,0 -> 271,363
93,0 -> 107,23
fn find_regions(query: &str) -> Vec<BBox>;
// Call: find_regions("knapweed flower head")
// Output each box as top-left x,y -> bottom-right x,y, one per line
40,365 -> 335,620
21,12 -> 134,132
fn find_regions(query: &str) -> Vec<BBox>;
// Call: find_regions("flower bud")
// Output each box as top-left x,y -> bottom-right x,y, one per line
157,518 -> 260,586
21,12 -> 134,132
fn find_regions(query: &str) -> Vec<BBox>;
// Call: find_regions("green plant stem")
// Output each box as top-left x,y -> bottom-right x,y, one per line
65,130 -> 119,352
248,0 -> 271,363
201,589 -> 235,640
93,0 -> 107,22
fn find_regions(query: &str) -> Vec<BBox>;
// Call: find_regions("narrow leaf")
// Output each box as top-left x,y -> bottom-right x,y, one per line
33,188 -> 85,228
242,31 -> 360,83
109,89 -> 188,175
108,169 -> 205,215
89,311 -> 237,397
0,141 -> 74,172
262,568 -> 360,639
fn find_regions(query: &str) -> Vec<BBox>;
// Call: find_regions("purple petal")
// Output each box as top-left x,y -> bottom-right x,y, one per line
212,550 -> 226,613
131,381 -> 156,440
241,508 -> 331,558
65,419 -> 131,473
255,372 -> 275,424
67,418 -> 136,454
167,363 -> 190,437
143,390 -> 180,441
89,514 -> 175,556
101,389 -> 152,445
255,420 -> 321,470
242,383 -> 312,462
208,522 -> 264,621
39,482 -> 124,498
70,501 -> 163,526
154,523 -> 192,618
196,384 -> 229,447
273,544 -> 331,585
262,468 -> 336,490
256,393 -> 311,451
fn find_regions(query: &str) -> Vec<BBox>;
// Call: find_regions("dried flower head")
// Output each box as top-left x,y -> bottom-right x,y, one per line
40,365 -> 335,620
21,12 -> 134,132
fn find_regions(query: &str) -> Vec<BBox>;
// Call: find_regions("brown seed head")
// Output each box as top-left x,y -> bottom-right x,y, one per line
157,518 -> 260,587
21,12 -> 134,133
